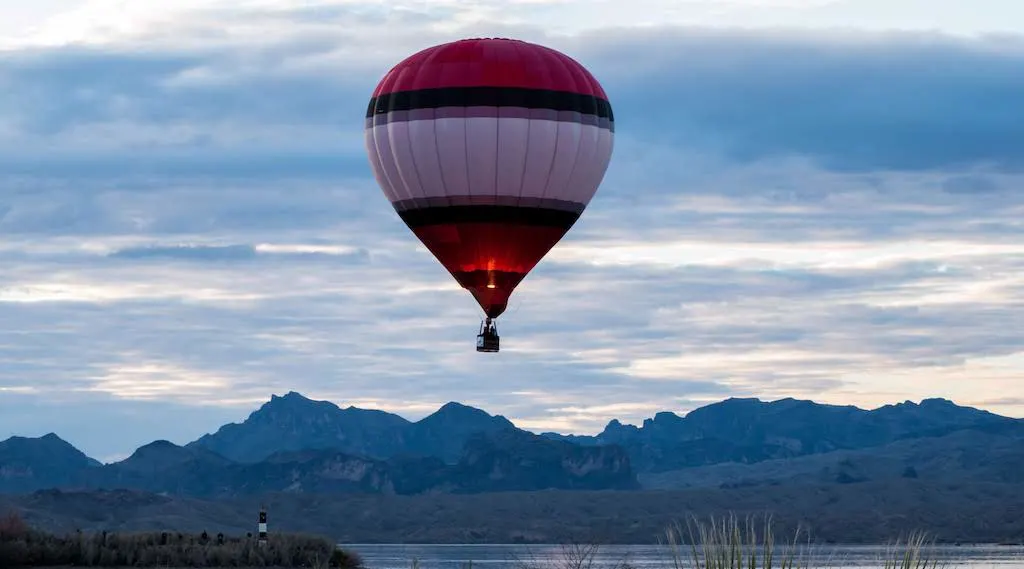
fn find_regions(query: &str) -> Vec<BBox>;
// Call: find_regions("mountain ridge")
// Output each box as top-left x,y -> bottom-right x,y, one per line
0,394 -> 640,496
541,395 -> 1023,471
3,430 -> 637,497
2,393 -> 1021,497
8,392 -> 1024,468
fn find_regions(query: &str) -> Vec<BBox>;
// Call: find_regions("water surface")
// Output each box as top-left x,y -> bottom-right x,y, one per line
343,543 -> 1024,569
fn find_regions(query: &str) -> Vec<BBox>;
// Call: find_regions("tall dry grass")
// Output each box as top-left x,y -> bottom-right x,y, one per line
880,530 -> 945,569
661,514 -> 947,569
663,514 -> 811,569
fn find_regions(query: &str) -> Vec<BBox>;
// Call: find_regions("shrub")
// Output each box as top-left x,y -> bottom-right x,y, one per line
0,510 -> 363,568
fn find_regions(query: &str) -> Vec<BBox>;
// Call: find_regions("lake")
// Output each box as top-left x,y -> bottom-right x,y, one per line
343,544 -> 1024,569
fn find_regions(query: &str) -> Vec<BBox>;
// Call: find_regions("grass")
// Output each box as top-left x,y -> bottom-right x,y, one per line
0,511 -> 363,568
507,514 -> 950,569
881,531 -> 945,569
663,514 -> 811,569
661,514 -> 948,569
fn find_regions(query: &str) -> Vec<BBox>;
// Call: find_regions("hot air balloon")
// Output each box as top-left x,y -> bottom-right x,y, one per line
364,38 -> 614,352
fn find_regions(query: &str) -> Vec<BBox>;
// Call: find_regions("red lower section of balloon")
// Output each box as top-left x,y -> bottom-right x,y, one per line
410,221 -> 574,318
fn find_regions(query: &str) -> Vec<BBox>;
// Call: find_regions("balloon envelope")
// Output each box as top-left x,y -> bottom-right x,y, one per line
364,38 -> 614,318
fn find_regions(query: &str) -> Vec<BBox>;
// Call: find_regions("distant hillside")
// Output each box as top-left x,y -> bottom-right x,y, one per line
0,433 -> 101,493
2,481 -> 1022,544
640,427 -> 1024,489
187,393 -> 516,464
189,392 -> 1024,475
186,392 -> 412,462
543,397 -> 1024,471
1,393 -> 1022,500
450,429 -> 637,492
0,428 -> 637,497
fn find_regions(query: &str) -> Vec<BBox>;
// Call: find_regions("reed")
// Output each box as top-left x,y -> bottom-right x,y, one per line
880,530 -> 945,569
662,513 -> 811,569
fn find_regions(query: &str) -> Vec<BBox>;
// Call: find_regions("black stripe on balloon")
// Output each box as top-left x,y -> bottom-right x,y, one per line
367,86 -> 613,121
392,195 -> 585,214
396,204 -> 581,229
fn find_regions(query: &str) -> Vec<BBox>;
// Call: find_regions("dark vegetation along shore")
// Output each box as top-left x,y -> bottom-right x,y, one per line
1,509 -> 964,569
5,482 -> 1021,546
0,511 -> 362,568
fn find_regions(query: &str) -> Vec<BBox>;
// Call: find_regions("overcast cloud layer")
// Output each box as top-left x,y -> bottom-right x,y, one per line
2,1 -> 1023,462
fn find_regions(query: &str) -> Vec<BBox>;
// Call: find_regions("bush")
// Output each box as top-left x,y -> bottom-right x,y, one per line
0,510 -> 363,568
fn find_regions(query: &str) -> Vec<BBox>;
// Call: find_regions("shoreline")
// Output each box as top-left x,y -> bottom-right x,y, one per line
0,512 -> 363,569
6,482 -> 1023,545
340,542 -> 1024,547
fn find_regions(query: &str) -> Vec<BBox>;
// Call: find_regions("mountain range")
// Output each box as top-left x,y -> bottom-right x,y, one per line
2,392 -> 1023,543
2,392 -> 1022,498
0,394 -> 637,497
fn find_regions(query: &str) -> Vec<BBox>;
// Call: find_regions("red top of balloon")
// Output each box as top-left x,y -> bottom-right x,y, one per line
371,37 -> 608,100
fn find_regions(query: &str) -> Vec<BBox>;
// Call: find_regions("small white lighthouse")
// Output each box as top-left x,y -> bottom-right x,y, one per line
258,505 -> 268,546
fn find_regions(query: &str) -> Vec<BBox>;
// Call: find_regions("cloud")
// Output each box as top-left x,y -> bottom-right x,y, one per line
106,243 -> 371,263
1,2 -> 1024,459
4,13 -> 1024,177
574,28 -> 1024,173
108,244 -> 259,261
7,0 -> 1024,46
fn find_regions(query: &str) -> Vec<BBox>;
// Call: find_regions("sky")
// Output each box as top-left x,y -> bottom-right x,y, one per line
1,0 -> 1023,463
